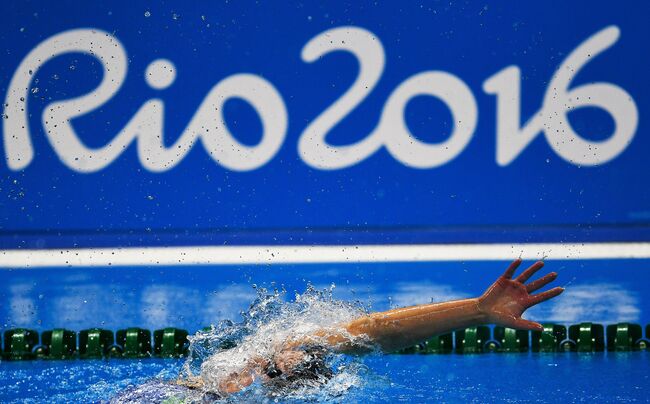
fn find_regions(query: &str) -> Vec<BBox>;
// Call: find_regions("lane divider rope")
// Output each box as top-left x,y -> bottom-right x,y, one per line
1,322 -> 648,360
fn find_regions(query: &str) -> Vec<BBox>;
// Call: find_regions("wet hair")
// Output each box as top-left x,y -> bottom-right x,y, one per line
264,346 -> 333,390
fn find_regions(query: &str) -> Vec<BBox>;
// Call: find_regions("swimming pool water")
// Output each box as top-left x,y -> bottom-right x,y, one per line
1,353 -> 647,403
2,260 -> 650,402
3,260 -> 650,332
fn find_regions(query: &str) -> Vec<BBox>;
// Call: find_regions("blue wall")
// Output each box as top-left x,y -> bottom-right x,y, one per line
0,1 -> 648,248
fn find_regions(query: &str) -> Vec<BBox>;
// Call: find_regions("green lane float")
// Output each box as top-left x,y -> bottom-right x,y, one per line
531,324 -> 567,352
34,345 -> 48,359
569,322 -> 605,352
561,340 -> 577,352
3,329 -> 39,360
638,324 -> 649,350
396,342 -> 426,354
606,323 -> 642,351
642,325 -> 650,350
107,345 -> 124,358
1,322 -> 648,361
396,334 -> 453,354
79,328 -> 114,359
455,326 -> 490,354
494,327 -> 529,353
423,333 -> 453,354
154,328 -> 189,358
41,329 -> 76,359
485,340 -> 499,352
116,328 -> 152,358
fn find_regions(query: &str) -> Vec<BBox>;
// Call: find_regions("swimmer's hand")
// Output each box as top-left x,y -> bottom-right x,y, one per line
478,259 -> 563,331
217,356 -> 271,394
176,356 -> 271,395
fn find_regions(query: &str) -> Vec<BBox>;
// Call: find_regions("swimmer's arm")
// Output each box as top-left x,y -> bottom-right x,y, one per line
216,356 -> 271,394
348,259 -> 563,352
295,260 -> 563,353
176,356 -> 271,394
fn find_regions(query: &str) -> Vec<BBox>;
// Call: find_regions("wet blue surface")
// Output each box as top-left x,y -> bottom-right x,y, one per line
0,353 -> 648,403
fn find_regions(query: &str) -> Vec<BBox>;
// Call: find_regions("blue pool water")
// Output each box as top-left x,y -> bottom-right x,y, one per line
2,261 -> 649,402
1,353 -> 648,403
3,260 -> 650,332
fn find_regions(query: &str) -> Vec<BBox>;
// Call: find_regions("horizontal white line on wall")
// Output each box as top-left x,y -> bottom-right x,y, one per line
1,242 -> 649,268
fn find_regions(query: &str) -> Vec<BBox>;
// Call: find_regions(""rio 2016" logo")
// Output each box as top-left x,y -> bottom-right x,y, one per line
2,25 -> 638,173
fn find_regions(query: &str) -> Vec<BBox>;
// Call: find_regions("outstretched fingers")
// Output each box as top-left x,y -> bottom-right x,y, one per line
514,261 -> 544,284
529,286 -> 564,306
502,259 -> 522,279
526,272 -> 557,293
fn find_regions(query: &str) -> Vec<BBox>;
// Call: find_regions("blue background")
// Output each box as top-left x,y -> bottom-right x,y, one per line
1,1 -> 649,248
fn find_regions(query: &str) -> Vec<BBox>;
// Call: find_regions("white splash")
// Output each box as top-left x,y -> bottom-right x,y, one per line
182,285 -> 370,399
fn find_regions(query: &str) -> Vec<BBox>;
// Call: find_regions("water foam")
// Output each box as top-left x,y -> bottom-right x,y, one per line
142,284 -> 374,401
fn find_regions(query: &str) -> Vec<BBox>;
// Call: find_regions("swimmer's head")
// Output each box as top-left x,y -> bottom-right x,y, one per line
273,349 -> 311,375
266,346 -> 333,391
